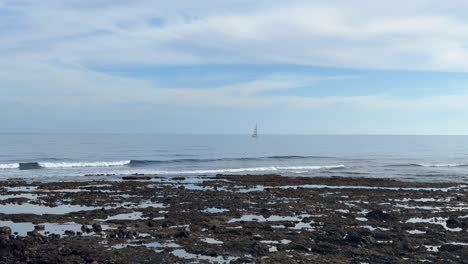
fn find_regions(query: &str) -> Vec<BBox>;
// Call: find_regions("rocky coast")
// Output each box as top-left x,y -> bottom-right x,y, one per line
0,174 -> 467,263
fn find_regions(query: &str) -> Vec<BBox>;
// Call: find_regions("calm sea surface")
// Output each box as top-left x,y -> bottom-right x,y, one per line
1,134 -> 468,182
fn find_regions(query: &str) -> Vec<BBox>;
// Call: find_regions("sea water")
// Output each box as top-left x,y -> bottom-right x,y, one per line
1,134 -> 468,182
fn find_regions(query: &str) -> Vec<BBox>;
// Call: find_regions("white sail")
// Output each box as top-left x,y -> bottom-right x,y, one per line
252,124 -> 258,138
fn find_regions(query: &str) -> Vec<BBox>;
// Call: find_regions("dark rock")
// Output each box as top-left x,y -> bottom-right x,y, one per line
309,243 -> 339,254
173,177 -> 186,181
260,208 -> 271,218
345,232 -> 369,245
34,225 -> 45,231
253,234 -> 262,240
393,235 -> 414,252
446,217 -> 462,229
122,175 -> 152,180
64,230 -> 76,236
366,209 -> 396,222
81,225 -> 92,233
175,230 -> 190,238
0,227 -> 11,239
290,244 -> 310,252
440,244 -> 464,252
147,220 -> 157,227
249,242 -> 268,256
92,223 -> 102,232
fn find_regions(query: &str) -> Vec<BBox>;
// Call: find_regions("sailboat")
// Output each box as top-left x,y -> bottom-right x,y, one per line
252,124 -> 258,138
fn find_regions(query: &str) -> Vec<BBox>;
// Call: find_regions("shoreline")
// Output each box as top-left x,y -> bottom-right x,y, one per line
0,174 -> 467,263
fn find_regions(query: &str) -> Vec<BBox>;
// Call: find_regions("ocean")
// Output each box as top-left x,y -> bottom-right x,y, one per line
1,134 -> 468,182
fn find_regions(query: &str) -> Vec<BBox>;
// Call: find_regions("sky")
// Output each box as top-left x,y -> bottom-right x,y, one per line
2,0 -> 468,134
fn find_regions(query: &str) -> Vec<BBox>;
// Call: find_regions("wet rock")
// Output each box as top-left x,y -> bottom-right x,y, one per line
34,225 -> 45,231
249,242 -> 269,256
122,175 -> 152,180
26,230 -> 42,237
290,244 -> 310,252
173,177 -> 186,181
81,225 -> 92,233
440,244 -> 464,252
366,209 -> 396,222
260,208 -> 271,218
446,217 -> 462,229
147,220 -> 157,227
372,231 -> 391,240
92,223 -> 102,232
175,230 -> 190,238
0,227 -> 12,239
309,243 -> 339,254
64,230 -> 76,236
345,232 -> 371,245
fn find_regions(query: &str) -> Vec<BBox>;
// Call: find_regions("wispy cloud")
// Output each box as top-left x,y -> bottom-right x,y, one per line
2,0 -> 468,70
2,1 -> 468,133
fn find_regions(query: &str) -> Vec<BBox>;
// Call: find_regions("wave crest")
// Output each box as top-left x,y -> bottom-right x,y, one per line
40,161 -> 131,168
387,163 -> 468,168
130,165 -> 346,175
0,163 -> 20,169
0,160 -> 131,170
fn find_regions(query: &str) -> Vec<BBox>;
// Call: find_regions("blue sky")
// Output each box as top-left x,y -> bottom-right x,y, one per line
2,0 -> 468,134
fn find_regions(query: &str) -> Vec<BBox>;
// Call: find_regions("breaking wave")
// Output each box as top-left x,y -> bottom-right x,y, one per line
126,165 -> 346,175
128,155 -> 333,166
387,163 -> 468,168
0,161 -> 131,170
0,156 -> 341,170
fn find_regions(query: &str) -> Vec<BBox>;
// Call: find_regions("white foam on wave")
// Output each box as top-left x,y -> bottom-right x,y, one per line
419,163 -> 467,168
0,161 -> 131,169
39,160 -> 131,168
0,163 -> 20,169
124,165 -> 345,175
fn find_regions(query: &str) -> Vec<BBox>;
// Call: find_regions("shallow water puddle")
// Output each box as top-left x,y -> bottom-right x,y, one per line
407,229 -> 426,234
132,200 -> 166,209
0,220 -> 110,236
291,222 -> 314,230
228,214 -> 311,223
277,185 -> 461,192
392,197 -> 453,203
5,186 -> 38,192
406,217 -> 462,232
424,245 -> 441,252
202,207 -> 229,213
81,184 -> 113,188
260,239 -> 291,244
360,225 -> 390,231
0,203 -> 101,215
104,212 -> 148,221
0,193 -> 39,200
236,185 -> 266,193
171,249 -> 238,263
201,237 -> 224,244
111,241 -> 181,253
424,242 -> 468,252
179,184 -> 228,191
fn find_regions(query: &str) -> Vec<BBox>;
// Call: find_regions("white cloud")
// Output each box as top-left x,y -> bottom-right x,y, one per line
2,0 -> 468,134
2,0 -> 468,70
2,57 -> 468,115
